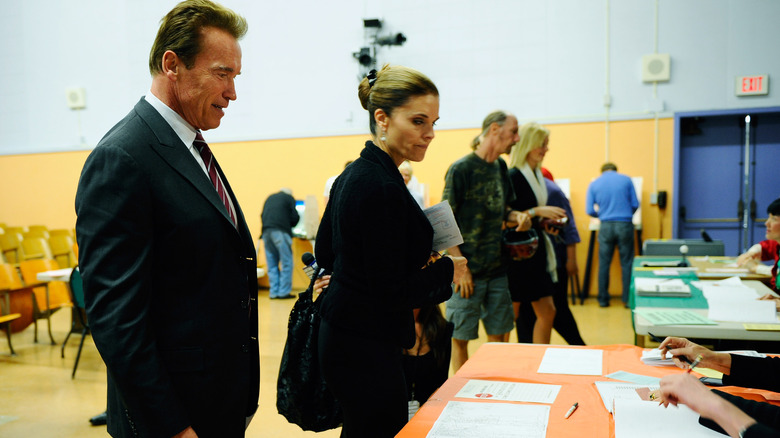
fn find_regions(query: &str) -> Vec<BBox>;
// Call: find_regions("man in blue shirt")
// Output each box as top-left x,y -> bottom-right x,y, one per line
586,163 -> 639,307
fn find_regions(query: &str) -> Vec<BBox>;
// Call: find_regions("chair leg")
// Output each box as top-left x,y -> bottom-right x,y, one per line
72,329 -> 88,379
46,312 -> 56,345
33,317 -> 38,343
3,324 -> 17,356
61,330 -> 72,358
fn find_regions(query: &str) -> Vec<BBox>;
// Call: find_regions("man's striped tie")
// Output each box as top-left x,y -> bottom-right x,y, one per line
194,132 -> 237,227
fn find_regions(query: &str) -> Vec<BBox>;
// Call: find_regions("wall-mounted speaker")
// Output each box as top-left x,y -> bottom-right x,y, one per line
66,87 -> 86,110
641,54 -> 670,82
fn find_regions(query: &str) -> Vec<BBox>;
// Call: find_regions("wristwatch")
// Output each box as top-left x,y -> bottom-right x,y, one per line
528,208 -> 536,217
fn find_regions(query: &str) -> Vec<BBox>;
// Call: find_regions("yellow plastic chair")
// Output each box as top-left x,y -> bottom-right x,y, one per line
0,263 -> 36,355
49,235 -> 76,268
18,259 -> 72,344
20,237 -> 54,261
0,232 -> 24,264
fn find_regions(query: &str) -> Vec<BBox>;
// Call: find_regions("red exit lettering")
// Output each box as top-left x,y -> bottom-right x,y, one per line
742,76 -> 763,93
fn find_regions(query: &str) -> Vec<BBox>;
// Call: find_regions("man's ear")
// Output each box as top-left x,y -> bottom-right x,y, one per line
374,108 -> 388,132
161,50 -> 180,81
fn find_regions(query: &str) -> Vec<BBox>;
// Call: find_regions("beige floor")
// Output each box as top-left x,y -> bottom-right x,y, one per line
0,289 -> 634,437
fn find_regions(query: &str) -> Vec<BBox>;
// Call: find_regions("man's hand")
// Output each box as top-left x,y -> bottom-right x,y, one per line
454,267 -> 474,299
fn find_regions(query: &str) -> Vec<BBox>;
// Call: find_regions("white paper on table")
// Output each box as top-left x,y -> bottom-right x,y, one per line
614,399 -> 724,438
707,299 -> 778,323
455,379 -> 560,404
594,381 -> 659,413
426,401 -> 549,438
701,284 -> 759,301
537,348 -> 603,375
423,200 -> 464,252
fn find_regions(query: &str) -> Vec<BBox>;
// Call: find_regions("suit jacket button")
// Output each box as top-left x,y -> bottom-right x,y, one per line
242,344 -> 249,353
240,300 -> 248,309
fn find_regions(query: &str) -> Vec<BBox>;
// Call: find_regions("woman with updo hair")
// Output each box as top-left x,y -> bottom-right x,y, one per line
315,64 -> 467,436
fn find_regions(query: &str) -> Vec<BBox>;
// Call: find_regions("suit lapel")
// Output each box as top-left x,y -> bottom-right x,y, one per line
132,99 -> 242,234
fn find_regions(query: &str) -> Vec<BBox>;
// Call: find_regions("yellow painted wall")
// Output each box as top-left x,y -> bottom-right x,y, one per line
0,117 -> 674,296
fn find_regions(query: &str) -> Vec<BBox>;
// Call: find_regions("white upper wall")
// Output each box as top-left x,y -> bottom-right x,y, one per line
1,0 -> 778,155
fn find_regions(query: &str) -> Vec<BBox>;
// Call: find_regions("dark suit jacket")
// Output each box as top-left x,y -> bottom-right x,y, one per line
315,141 -> 454,349
75,98 -> 259,438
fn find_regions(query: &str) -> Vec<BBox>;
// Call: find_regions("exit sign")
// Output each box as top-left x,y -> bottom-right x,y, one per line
736,75 -> 769,96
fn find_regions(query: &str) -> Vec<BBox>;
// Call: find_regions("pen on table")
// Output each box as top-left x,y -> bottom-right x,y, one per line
686,354 -> 703,373
564,402 -> 578,419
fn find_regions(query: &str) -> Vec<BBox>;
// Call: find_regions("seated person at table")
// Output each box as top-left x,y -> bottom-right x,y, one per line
403,305 -> 454,412
736,198 -> 780,303
660,337 -> 780,392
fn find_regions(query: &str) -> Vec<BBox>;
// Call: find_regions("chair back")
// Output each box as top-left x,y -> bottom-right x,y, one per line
69,267 -> 85,310
18,259 -> 72,310
21,237 -> 54,261
0,263 -> 34,332
49,235 -> 76,268
0,232 -> 23,264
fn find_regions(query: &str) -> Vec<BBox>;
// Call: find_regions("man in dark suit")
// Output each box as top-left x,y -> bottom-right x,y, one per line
75,2 -> 258,437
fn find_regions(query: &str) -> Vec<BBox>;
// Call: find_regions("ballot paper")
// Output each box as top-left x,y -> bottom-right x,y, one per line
427,401 -> 549,438
594,381 -> 659,413
537,348 -> 603,375
455,379 -> 560,404
614,399 -> 724,438
424,201 -> 463,252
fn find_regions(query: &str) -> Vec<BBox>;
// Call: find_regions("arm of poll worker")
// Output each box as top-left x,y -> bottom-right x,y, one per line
659,337 -> 732,375
657,374 -> 757,438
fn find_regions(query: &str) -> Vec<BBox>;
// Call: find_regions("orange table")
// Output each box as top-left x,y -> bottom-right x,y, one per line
397,343 -> 779,437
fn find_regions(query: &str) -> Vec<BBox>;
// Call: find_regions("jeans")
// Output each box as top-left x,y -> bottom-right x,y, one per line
597,221 -> 635,304
263,229 -> 293,297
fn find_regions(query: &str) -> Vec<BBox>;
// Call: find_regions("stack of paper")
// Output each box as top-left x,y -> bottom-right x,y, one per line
701,277 -> 779,323
634,277 -> 691,297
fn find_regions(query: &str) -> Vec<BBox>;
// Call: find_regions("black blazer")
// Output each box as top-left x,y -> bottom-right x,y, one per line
75,98 -> 259,438
315,142 -> 454,349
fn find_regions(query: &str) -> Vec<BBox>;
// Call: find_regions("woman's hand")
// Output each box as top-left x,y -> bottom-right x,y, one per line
533,206 -> 566,220
736,250 -> 760,266
659,337 -> 732,374
758,293 -> 780,311
657,374 -> 757,438
313,275 -> 331,295
542,222 -> 561,236
507,210 -> 532,231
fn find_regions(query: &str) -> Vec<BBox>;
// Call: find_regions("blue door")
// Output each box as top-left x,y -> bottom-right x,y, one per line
674,108 -> 780,256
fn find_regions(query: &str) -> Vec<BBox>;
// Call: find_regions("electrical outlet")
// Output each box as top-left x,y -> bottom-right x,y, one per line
650,193 -> 658,205
66,87 -> 86,110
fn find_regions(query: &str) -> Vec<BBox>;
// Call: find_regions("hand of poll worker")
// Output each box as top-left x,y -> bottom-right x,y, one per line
313,275 -> 330,295
566,258 -> 578,277
173,426 -> 198,438
758,293 -> 780,311
658,373 -> 756,438
659,337 -> 732,374
454,266 -> 474,299
736,247 -> 761,267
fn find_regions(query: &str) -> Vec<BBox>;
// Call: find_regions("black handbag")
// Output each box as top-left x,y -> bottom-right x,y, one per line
276,276 -> 343,431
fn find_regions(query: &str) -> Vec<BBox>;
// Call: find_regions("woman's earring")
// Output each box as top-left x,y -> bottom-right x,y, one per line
380,129 -> 387,142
